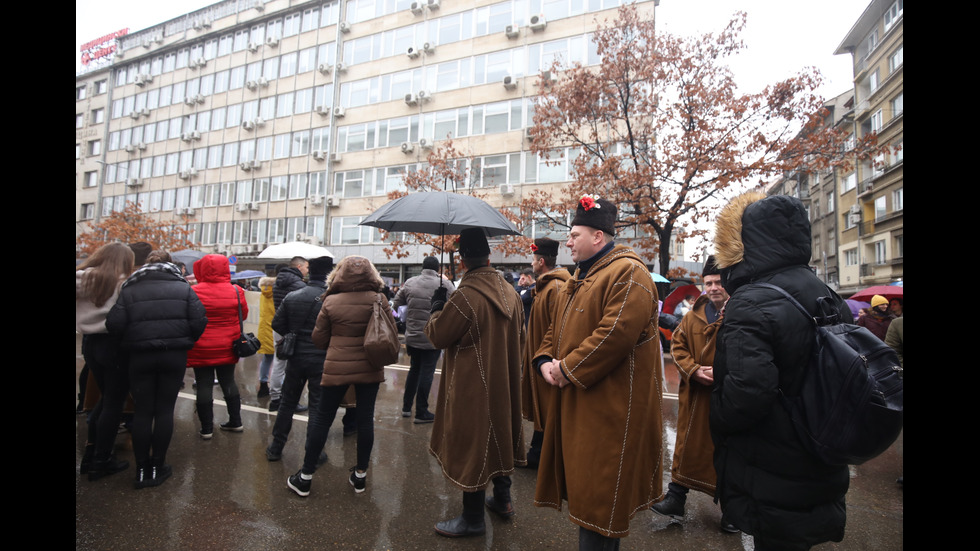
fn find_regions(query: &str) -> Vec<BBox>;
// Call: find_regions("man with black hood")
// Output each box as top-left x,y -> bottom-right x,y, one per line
710,191 -> 852,551
268,256 -> 308,412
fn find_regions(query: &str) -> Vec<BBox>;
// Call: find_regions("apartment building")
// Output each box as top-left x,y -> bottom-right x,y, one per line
834,0 -> 903,293
75,0 -> 690,281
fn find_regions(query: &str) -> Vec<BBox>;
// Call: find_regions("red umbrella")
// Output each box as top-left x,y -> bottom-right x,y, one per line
849,285 -> 903,302
664,284 -> 702,315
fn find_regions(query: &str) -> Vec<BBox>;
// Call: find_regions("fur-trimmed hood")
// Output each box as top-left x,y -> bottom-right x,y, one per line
713,192 -> 811,293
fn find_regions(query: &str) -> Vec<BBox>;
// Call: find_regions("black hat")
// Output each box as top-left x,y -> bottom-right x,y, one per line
532,237 -> 560,257
570,195 -> 617,236
702,255 -> 720,278
308,256 -> 334,278
458,228 -> 490,258
422,256 -> 439,271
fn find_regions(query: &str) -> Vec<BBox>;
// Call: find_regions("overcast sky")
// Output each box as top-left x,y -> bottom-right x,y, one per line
77,0 -> 869,100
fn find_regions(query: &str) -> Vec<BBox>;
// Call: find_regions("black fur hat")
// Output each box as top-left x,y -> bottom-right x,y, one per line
532,237 -> 560,257
570,195 -> 617,236
458,228 -> 490,258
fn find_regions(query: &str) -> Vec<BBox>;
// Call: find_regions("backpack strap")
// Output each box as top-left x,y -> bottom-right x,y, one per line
750,282 -> 816,328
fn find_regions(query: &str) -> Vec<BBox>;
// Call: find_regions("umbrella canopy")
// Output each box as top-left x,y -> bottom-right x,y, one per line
359,191 -> 520,237
663,284 -> 702,315
849,285 -> 903,302
649,272 -> 670,284
257,242 -> 334,260
171,249 -> 207,272
845,299 -> 871,319
230,270 -> 266,281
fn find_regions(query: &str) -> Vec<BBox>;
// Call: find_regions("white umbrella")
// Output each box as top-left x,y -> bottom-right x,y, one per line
257,241 -> 334,260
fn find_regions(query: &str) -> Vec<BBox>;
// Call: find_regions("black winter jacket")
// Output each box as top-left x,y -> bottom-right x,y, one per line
273,267 -> 306,310
710,193 -> 850,549
106,263 -> 207,352
271,280 -> 328,365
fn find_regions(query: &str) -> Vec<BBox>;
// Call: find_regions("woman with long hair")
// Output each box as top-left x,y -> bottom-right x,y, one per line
287,256 -> 395,497
107,250 -> 206,488
187,254 -> 247,438
76,242 -> 135,480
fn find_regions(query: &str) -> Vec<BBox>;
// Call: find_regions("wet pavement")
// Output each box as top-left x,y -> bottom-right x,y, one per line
76,333 -> 903,550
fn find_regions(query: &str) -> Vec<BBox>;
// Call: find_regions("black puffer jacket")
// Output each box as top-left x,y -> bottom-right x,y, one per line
273,267 -> 306,310
106,263 -> 207,352
271,280 -> 327,365
710,193 -> 850,549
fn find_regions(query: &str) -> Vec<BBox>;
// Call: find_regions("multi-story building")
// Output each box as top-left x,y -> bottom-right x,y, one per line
766,90 -> 854,291
834,0 -> 903,293
76,0 -> 700,281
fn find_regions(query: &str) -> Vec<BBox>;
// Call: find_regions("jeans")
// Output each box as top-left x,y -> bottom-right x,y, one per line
269,358 -> 324,452
192,365 -> 241,429
402,346 -> 440,415
259,354 -> 273,383
303,382 -> 380,474
129,350 -> 186,467
269,331 -> 288,400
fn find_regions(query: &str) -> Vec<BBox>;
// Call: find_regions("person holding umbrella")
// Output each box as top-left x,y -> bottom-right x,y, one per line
856,294 -> 895,341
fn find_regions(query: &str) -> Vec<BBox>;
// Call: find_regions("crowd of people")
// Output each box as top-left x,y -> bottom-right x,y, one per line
77,191 -> 902,550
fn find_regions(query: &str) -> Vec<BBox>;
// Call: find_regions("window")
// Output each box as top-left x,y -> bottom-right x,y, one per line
84,171 -> 98,188
874,241 -> 887,265
884,0 -> 903,32
94,80 -> 107,95
91,108 -> 104,124
88,140 -> 102,156
894,235 -> 903,258
874,196 -> 887,220
75,113 -> 84,129
331,216 -> 376,245
892,188 -> 903,211
76,85 -> 87,101
865,28 -> 878,57
889,45 -> 903,74
80,203 -> 95,220
826,191 -> 834,213
868,70 -> 879,94
891,93 -> 903,117
845,249 -> 859,266
870,110 -> 883,134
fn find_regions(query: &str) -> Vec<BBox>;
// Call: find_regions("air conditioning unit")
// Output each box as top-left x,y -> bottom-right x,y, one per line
124,144 -> 136,153
333,106 -> 346,118
310,195 -> 324,206
240,162 -> 253,172
530,14 -> 547,31
249,201 -> 260,211
849,204 -> 861,215
416,89 -> 432,102
190,131 -> 201,140
410,1 -> 424,14
400,142 -> 415,154
177,207 -> 196,216
317,63 -> 332,75
258,77 -> 269,87
185,96 -> 197,106
236,202 -> 250,212
242,120 -> 255,131
405,93 -> 418,106
422,42 -> 435,54
505,24 -> 520,39
126,178 -> 143,188
326,195 -> 340,207
329,152 -> 342,163
250,160 -> 263,170
406,46 -> 420,59
248,42 -> 261,52
266,37 -> 280,48
245,80 -> 258,91
524,127 -> 535,141
426,0 -> 440,10
135,74 -> 146,86
848,212 -> 861,225
335,62 -> 347,73
194,58 -> 207,68
499,183 -> 515,196
312,150 -> 326,161
142,39 -> 153,49
339,21 -> 351,33
137,142 -> 147,150
502,74 -> 517,89
140,108 -> 151,117
254,117 -> 266,127
130,111 -> 141,120
540,70 -> 558,84
419,138 -> 433,150
178,171 -> 192,180
296,232 -> 309,242
181,133 -> 193,142
194,94 -> 205,104
315,105 -> 331,116
192,20 -> 204,31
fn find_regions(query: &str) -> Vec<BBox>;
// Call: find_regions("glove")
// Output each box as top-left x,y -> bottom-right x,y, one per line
430,286 -> 448,313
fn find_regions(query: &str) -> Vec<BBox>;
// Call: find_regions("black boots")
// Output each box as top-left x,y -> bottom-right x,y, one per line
88,455 -> 129,481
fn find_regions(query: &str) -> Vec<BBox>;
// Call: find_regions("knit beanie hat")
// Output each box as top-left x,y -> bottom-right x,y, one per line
871,295 -> 888,308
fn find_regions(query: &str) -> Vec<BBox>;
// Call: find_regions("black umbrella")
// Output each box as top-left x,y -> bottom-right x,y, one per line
360,191 -> 520,284
359,191 -> 520,237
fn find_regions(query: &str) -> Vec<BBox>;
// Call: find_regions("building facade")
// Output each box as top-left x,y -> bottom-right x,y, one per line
834,0 -> 903,293
76,0 -> 704,280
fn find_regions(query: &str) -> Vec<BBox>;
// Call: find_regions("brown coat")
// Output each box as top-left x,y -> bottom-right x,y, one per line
312,256 -> 389,387
522,267 -> 571,431
534,245 -> 664,537
424,266 -> 527,490
669,294 -> 721,496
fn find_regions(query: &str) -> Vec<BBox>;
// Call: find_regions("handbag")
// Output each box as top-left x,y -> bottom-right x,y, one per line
232,288 -> 261,358
363,293 -> 399,369
276,294 -> 322,360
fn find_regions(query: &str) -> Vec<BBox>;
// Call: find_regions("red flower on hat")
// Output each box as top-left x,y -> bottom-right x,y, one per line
530,243 -> 539,252
579,194 -> 600,211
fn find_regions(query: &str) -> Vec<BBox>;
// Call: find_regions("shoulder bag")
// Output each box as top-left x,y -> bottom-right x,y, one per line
363,293 -> 400,369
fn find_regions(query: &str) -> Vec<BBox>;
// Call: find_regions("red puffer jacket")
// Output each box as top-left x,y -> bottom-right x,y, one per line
187,254 -> 247,367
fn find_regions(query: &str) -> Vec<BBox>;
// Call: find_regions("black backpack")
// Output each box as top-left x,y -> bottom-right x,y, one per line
754,283 -> 904,466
